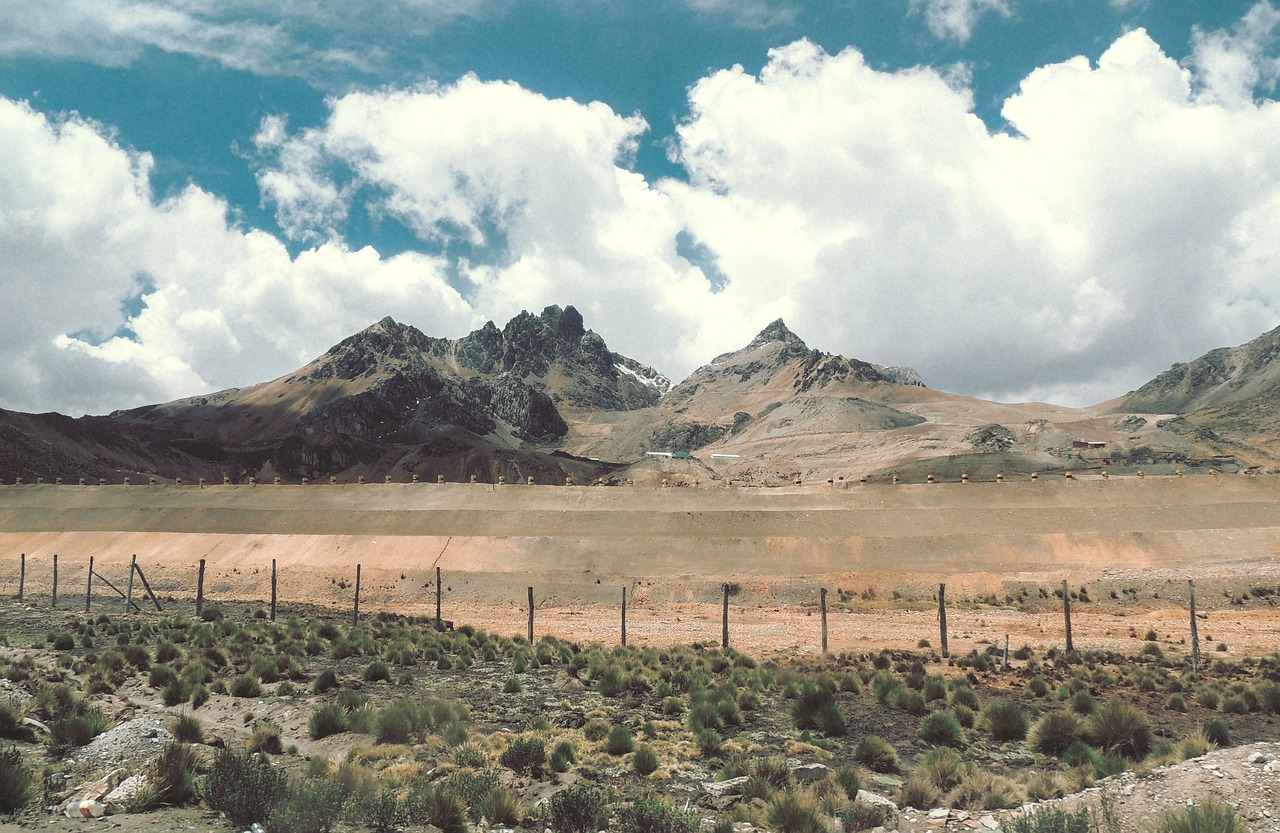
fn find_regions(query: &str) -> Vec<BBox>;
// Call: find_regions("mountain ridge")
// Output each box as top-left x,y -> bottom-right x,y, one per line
1,310 -> 1278,484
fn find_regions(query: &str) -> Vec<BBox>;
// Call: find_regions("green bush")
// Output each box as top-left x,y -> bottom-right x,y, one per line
607,724 -> 635,755
1029,711 -> 1082,757
790,685 -> 847,736
843,798 -> 891,831
896,774 -> 941,811
548,784 -> 607,833
202,747 -> 290,826
551,740 -> 576,772
766,789 -> 827,833
898,690 -> 929,716
982,700 -> 1029,742
363,660 -> 392,683
348,788 -> 402,833
853,735 -> 899,773
0,746 -> 32,813
374,702 -> 415,745
500,736 -> 545,776
918,711 -> 966,748
834,764 -> 862,799
52,632 -> 75,651
502,675 -> 522,694
403,781 -> 466,833
915,746 -> 968,792
309,703 -> 349,739
168,713 -> 204,744
312,668 -> 340,694
1086,699 -> 1152,760
229,674 -> 263,699
616,796 -> 698,833
0,699 -> 28,741
247,722 -> 284,755
50,706 -> 108,750
1202,718 -> 1232,748
633,743 -> 660,775
1152,799 -> 1241,833
134,741 -> 200,809
265,779 -> 346,833
1007,806 -> 1093,833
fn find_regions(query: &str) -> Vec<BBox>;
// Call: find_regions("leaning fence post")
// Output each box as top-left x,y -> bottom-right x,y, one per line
621,586 -> 627,646
86,556 -> 94,613
820,587 -> 828,654
352,564 -> 361,626
1062,579 -> 1073,653
436,566 -> 443,631
125,554 -> 136,614
196,559 -> 205,616
1189,579 -> 1200,675
270,558 -> 277,622
52,553 -> 58,609
722,583 -> 730,649
1003,634 -> 1010,671
527,586 -> 534,644
18,553 -> 24,602
938,583 -> 948,658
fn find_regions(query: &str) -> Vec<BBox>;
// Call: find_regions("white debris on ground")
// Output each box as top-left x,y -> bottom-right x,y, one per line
71,717 -> 173,773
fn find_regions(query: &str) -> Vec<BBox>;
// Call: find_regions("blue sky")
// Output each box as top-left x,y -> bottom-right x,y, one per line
1,0 -> 1279,414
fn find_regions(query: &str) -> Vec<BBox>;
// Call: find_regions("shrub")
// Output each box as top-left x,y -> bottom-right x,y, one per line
1166,693 -> 1188,712
582,717 -> 610,741
0,746 -> 32,813
135,741 -> 200,808
0,699 -> 28,741
633,743 -> 660,775
265,779 -> 345,833
951,684 -> 981,711
202,747 -> 290,826
896,774 -> 940,810
473,784 -> 521,826
1202,718 -> 1232,748
898,690 -> 929,716
1086,700 -> 1152,760
52,632 -> 75,651
767,789 -> 827,833
594,665 -> 628,696
1029,711 -> 1082,757
607,724 -> 635,755
853,735 -> 899,772
1152,799 -> 1241,833
791,685 -> 847,736
229,674 -> 263,699
363,660 -> 392,683
551,740 -> 576,772
696,727 -> 723,757
832,763 -> 862,798
616,796 -> 698,833
843,798 -> 891,831
312,668 -> 339,694
169,713 -> 204,744
1007,806 -> 1093,833
502,675 -> 522,694
1025,677 -> 1050,698
349,788 -> 402,833
548,784 -> 607,833
401,781 -> 465,833
374,703 -> 415,745
918,711 -> 966,748
983,700 -> 1029,742
1067,690 -> 1098,715
915,747 -> 968,792
50,706 -> 108,750
309,703 -> 349,739
946,770 -> 1023,810
500,736 -> 545,776
247,722 -> 284,755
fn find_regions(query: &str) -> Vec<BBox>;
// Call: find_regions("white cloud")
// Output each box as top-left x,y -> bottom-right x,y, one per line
682,0 -> 797,29
909,0 -> 1011,43
1188,1 -> 1280,104
0,98 -> 474,415
8,8 -> 1280,415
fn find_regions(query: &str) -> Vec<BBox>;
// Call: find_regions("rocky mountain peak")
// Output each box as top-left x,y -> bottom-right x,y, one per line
748,319 -> 806,350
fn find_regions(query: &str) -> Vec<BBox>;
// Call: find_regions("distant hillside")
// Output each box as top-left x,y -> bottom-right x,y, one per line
1,311 -> 1279,484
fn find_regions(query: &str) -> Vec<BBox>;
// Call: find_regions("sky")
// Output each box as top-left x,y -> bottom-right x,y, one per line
2,1 -> 1280,416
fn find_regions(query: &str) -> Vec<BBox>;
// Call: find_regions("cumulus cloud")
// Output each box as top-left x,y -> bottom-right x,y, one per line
659,30 -> 1280,401
0,98 -> 474,414
7,8 -> 1280,414
909,0 -> 1011,43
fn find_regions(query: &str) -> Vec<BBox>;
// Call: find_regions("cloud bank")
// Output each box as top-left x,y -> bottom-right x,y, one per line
4,11 -> 1280,414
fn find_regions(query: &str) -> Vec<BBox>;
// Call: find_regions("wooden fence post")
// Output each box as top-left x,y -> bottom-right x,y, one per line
270,559 -> 277,622
1189,579 -> 1200,675
1063,579 -> 1073,653
52,553 -> 58,609
820,588 -> 828,654
352,564 -> 361,626
436,566 -> 443,631
1003,634 -> 1010,671
85,556 -> 94,613
125,554 -> 136,614
722,583 -> 730,649
18,553 -> 24,602
196,559 -> 205,617
621,586 -> 627,647
938,583 -> 948,658
527,586 -> 534,644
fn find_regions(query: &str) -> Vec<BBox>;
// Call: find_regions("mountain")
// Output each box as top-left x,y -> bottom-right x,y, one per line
1114,325 -> 1280,463
2,310 -> 1279,485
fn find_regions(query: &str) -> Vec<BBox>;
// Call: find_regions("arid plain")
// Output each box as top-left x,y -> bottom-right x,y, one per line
3,474 -> 1279,660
